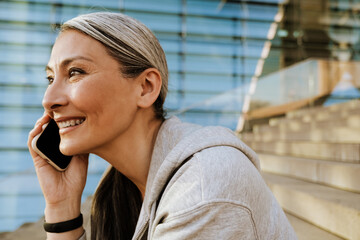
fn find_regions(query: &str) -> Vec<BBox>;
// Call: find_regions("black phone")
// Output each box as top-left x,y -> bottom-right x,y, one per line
31,119 -> 72,171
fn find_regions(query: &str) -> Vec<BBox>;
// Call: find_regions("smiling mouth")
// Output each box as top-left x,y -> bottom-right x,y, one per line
58,118 -> 85,129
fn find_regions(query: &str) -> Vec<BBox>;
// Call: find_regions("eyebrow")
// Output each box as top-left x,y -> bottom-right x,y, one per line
45,56 -> 94,72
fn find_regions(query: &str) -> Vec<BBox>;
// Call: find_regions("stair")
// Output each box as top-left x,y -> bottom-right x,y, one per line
259,154 -> 360,192
286,213 -> 343,240
240,100 -> 360,240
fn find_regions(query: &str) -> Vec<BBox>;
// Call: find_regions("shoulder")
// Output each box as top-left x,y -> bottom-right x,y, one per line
154,146 -> 296,239
158,145 -> 268,213
194,146 -> 267,202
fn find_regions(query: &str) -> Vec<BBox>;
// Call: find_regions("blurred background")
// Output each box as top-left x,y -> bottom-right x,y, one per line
1,0 -> 360,239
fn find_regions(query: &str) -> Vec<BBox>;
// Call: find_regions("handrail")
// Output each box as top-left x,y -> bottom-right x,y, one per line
245,94 -> 328,120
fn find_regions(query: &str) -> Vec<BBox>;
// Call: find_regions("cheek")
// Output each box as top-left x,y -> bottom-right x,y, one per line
70,79 -> 138,124
70,81 -> 108,115
59,79 -> 140,155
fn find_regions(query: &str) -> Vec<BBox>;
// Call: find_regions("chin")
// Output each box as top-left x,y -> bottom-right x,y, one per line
60,141 -> 83,156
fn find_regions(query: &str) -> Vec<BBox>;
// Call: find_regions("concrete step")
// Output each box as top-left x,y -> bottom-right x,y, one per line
286,100 -> 360,120
244,140 -> 360,163
285,212 -> 344,240
263,172 -> 360,240
250,120 -> 360,143
270,112 -> 360,130
259,153 -> 360,193
286,107 -> 360,124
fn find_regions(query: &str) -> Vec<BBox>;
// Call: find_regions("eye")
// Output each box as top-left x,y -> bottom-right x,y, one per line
69,68 -> 85,78
46,76 -> 54,85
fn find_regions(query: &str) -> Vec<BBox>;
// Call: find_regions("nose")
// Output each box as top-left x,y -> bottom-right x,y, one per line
42,80 -> 68,112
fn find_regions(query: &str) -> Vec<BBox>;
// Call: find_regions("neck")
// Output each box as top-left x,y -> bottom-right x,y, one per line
93,110 -> 163,198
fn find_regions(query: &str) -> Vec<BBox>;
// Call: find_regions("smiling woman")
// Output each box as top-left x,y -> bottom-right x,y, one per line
27,12 -> 296,240
43,29 -> 151,158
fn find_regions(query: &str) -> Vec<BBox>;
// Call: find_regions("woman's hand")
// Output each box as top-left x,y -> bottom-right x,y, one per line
28,113 -> 89,238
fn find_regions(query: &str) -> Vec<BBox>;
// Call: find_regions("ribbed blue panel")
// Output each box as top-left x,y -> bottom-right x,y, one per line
0,0 -> 279,231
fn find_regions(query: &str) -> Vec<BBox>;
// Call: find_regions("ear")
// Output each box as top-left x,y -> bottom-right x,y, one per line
137,68 -> 162,109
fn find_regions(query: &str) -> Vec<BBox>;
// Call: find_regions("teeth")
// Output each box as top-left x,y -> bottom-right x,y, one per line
59,119 -> 84,128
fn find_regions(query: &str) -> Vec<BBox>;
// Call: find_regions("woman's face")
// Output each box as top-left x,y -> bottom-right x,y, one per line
43,30 -> 141,156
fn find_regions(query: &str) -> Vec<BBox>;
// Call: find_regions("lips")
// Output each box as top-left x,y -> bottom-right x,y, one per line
56,117 -> 86,129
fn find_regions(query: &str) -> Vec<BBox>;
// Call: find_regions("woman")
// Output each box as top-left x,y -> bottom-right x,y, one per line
28,12 -> 296,240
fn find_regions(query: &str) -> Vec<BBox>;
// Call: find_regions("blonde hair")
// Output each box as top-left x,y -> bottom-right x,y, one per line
61,12 -> 168,118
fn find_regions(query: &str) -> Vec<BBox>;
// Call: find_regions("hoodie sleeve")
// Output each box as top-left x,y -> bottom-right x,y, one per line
151,200 -> 259,240
77,231 -> 86,240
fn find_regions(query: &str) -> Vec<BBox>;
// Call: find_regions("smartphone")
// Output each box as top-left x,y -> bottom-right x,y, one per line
31,119 -> 72,171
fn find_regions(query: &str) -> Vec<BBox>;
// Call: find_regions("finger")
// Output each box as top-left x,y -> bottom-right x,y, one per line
28,113 -> 51,157
32,154 -> 51,171
28,124 -> 41,154
35,113 -> 51,127
29,113 -> 51,140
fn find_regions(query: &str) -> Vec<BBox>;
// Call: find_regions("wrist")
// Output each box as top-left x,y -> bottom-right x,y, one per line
44,209 -> 84,240
44,213 -> 83,232
45,200 -> 81,223
46,227 -> 84,240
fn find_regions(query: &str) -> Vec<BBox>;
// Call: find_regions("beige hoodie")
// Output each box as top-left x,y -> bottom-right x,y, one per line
131,117 -> 297,240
